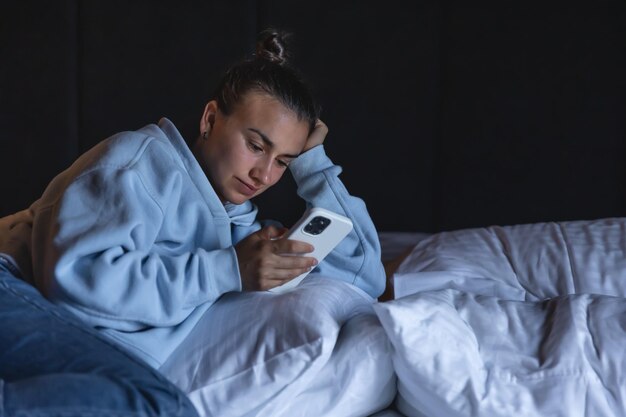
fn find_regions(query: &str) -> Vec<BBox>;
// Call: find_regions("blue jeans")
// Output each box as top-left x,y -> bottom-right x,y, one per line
0,258 -> 199,417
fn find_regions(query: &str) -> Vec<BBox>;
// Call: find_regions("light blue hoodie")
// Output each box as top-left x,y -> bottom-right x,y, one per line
0,118 -> 385,367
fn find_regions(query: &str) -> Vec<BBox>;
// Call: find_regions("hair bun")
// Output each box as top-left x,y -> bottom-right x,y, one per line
255,28 -> 290,65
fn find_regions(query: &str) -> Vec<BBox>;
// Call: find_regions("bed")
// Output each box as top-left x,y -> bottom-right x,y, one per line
375,218 -> 626,416
2,218 -> 625,416
157,218 -> 626,417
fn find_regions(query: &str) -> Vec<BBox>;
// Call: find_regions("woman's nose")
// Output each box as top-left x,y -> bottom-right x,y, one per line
251,161 -> 272,185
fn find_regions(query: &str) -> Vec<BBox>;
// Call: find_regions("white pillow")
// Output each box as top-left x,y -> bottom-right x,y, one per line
275,311 -> 397,416
159,275 -> 376,417
374,290 -> 495,417
393,218 -> 626,300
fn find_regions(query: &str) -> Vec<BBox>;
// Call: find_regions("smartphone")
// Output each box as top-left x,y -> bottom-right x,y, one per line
268,207 -> 353,294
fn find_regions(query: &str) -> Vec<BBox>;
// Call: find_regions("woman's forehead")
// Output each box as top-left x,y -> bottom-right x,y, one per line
226,92 -> 309,152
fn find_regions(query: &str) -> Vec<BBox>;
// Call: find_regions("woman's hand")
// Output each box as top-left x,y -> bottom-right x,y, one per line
302,119 -> 328,152
234,225 -> 318,291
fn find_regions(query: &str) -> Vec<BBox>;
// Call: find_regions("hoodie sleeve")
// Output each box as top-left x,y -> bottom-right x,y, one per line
34,165 -> 241,332
287,145 -> 386,298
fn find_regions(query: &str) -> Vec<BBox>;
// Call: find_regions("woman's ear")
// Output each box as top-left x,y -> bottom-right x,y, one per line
199,100 -> 218,137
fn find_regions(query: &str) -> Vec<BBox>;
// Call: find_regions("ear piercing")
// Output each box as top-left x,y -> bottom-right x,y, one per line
203,131 -> 208,140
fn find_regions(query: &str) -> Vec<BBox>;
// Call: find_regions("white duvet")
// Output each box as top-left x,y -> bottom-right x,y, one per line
375,218 -> 626,417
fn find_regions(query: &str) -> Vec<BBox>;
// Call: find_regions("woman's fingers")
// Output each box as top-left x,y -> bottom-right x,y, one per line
274,254 -> 317,270
257,250 -> 316,272
271,237 -> 314,255
302,119 -> 328,152
261,224 -> 289,240
235,226 -> 319,291
256,261 -> 312,290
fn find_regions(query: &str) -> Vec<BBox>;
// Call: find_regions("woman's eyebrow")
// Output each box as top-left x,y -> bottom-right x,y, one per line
247,127 -> 299,158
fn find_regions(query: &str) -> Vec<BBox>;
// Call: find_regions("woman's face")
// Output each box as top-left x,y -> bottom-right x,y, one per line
195,92 -> 309,205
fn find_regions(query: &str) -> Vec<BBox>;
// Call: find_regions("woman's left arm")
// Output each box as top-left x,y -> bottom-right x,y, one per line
288,143 -> 386,299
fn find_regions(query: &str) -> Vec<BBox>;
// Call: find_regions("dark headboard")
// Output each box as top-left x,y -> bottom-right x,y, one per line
2,1 -> 625,233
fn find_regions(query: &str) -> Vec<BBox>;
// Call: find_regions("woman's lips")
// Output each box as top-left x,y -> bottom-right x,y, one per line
235,178 -> 259,196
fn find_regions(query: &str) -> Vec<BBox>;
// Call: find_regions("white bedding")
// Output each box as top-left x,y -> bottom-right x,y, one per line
161,220 -> 626,416
376,218 -> 626,416
160,275 -> 396,417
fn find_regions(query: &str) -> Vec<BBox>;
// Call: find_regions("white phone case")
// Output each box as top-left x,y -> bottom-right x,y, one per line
268,207 -> 353,294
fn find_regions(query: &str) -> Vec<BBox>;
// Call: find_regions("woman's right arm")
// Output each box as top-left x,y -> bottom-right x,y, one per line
33,166 -> 241,331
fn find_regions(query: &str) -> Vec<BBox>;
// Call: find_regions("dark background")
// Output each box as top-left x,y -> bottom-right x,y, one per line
1,1 -> 625,233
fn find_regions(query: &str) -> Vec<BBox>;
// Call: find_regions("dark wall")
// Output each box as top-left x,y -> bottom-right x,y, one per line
1,1 -> 625,233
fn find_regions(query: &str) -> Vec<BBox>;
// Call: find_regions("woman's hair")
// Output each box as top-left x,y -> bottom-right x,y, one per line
213,28 -> 320,133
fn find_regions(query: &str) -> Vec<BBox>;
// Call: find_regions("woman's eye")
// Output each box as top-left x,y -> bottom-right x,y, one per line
277,160 -> 289,168
248,141 -> 263,153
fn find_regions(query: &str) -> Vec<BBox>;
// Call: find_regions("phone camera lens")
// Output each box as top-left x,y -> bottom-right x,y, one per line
304,216 -> 331,235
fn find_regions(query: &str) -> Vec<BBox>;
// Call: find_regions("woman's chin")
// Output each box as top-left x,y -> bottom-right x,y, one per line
223,192 -> 251,205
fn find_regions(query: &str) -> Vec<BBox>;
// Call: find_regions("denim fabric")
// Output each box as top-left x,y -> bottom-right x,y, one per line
0,260 -> 199,417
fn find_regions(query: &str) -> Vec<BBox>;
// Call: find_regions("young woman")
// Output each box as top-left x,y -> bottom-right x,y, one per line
0,29 -> 385,368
